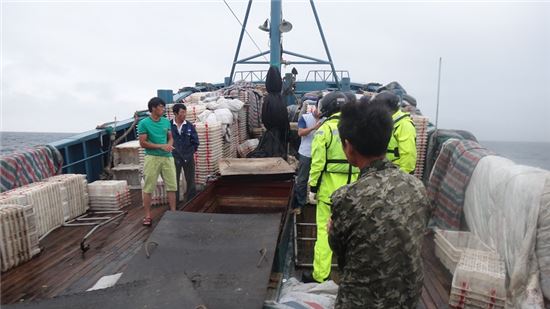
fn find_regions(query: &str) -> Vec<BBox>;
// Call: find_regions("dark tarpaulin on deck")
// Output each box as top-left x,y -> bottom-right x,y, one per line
120,211 -> 282,309
5,274 -> 205,309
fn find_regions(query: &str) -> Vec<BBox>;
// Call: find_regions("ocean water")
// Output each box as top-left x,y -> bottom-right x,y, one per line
481,141 -> 550,171
0,131 -> 76,155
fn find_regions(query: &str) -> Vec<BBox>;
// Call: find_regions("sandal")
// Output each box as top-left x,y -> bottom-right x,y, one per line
142,217 -> 152,227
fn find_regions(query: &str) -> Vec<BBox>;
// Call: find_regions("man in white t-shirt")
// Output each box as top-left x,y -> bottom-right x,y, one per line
291,103 -> 321,211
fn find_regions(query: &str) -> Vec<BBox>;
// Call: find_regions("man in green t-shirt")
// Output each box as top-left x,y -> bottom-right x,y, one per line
138,97 -> 177,226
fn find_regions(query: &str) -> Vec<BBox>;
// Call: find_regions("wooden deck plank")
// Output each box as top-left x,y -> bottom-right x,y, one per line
0,190 -> 172,304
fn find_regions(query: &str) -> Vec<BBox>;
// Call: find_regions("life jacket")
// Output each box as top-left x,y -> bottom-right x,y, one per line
316,114 -> 359,187
387,111 -> 415,160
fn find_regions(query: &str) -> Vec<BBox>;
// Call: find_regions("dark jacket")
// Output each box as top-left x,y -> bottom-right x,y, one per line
171,120 -> 199,163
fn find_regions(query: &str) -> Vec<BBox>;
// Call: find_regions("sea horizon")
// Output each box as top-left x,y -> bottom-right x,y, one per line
1,131 -> 549,171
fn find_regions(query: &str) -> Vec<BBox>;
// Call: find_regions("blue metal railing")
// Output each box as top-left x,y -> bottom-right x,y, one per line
305,70 -> 349,82
49,116 -> 143,182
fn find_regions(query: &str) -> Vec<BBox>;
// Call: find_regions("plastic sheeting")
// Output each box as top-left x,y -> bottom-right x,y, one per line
266,277 -> 338,309
464,155 -> 550,308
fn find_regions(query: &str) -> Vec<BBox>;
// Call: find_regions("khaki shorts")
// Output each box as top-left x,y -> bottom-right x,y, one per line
142,155 -> 177,194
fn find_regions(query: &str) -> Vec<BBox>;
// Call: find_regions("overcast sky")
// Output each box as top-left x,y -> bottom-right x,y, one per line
1,0 -> 549,142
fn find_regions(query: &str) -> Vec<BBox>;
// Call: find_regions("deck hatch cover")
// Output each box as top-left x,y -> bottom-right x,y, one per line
121,211 -> 282,309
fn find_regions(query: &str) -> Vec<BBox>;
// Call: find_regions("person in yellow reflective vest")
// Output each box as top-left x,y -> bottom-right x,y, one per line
372,91 -> 417,174
302,91 -> 360,283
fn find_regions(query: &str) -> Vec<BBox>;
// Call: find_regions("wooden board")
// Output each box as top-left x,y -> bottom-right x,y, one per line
218,158 -> 294,176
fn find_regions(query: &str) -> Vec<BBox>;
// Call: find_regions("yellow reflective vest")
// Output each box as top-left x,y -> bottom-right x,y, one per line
308,113 -> 360,203
386,110 -> 417,174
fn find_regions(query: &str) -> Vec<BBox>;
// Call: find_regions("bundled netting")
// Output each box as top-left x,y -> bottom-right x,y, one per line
0,182 -> 64,238
237,139 -> 259,158
222,82 -> 265,136
194,122 -> 223,185
44,174 -> 88,221
0,204 -> 41,272
412,115 -> 429,180
87,180 -> 130,211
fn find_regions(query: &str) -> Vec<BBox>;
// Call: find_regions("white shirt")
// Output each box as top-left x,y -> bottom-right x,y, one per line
172,119 -> 187,135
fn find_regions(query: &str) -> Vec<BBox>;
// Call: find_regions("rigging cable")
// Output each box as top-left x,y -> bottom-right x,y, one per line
223,0 -> 269,62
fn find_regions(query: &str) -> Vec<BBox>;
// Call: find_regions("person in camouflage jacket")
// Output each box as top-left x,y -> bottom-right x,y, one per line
328,100 -> 429,309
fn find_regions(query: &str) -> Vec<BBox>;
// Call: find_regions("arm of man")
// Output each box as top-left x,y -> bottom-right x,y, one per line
297,115 -> 321,137
396,121 -> 417,174
139,134 -> 171,151
308,126 -> 327,193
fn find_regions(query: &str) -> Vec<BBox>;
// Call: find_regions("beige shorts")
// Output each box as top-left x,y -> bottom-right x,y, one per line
142,155 -> 177,193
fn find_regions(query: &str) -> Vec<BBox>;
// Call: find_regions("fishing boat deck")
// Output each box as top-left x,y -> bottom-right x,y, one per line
1,190 -> 452,308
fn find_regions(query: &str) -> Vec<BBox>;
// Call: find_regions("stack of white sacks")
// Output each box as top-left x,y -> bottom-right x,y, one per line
192,95 -> 246,184
0,174 -> 90,271
87,180 -> 130,211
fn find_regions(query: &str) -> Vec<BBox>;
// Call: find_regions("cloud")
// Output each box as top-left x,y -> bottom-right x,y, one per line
1,1 -> 549,142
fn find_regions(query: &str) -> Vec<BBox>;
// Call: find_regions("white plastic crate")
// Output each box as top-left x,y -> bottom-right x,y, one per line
449,249 -> 506,308
434,229 -> 494,273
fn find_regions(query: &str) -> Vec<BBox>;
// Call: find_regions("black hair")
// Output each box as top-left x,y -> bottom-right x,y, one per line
338,101 -> 393,157
359,95 -> 372,105
343,91 -> 357,104
371,91 -> 400,112
172,103 -> 187,115
147,97 -> 166,112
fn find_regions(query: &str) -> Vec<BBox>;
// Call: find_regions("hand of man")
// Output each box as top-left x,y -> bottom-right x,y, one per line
308,191 -> 317,205
161,144 -> 175,152
327,218 -> 333,232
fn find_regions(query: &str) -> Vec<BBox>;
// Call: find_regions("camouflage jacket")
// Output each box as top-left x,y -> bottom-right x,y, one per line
328,158 -> 429,309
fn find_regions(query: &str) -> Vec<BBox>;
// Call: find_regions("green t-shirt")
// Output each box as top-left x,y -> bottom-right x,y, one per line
137,116 -> 173,157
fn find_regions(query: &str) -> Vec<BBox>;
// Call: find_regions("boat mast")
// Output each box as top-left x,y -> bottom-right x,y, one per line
270,0 -> 282,70
226,0 -> 341,89
435,57 -> 442,130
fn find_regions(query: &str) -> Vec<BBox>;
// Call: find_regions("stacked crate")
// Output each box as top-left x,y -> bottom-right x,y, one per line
139,176 -> 172,206
112,140 -> 142,189
434,229 -> 506,308
449,250 -> 506,308
236,107 -> 248,144
186,104 -> 206,123
194,122 -> 223,185
0,203 -> 40,271
434,229 -> 495,273
44,174 -> 88,221
0,205 -> 40,271
166,103 -> 206,123
0,182 -> 64,238
222,122 -> 239,159
412,115 -> 429,180
87,180 -> 130,211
